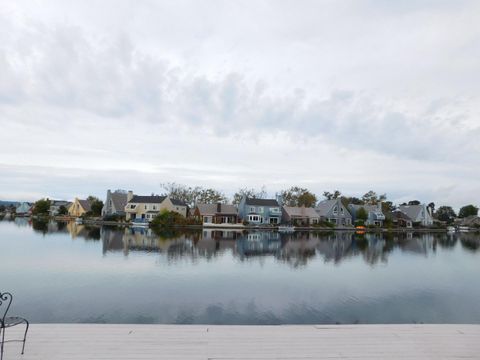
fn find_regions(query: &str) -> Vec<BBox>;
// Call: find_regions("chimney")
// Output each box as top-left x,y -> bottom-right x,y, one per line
127,191 -> 133,202
217,202 -> 221,213
276,194 -> 283,206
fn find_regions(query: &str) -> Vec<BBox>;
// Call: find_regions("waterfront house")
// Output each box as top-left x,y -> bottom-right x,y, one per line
49,200 -> 71,216
238,197 -> 282,225
102,190 -> 129,217
124,191 -> 188,222
348,203 -> 385,226
193,203 -> 239,225
315,199 -> 352,226
397,204 -> 433,226
15,202 -> 32,216
68,198 -> 91,217
282,206 -> 320,226
388,210 -> 413,228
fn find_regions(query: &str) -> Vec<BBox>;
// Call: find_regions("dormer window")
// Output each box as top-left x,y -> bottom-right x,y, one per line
333,206 -> 338,215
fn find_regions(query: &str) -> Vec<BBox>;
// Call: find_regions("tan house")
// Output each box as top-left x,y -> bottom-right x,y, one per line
68,198 -> 91,217
282,206 -> 320,226
124,191 -> 188,222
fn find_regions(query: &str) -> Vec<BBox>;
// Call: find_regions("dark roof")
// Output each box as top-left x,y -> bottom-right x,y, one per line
170,198 -> 188,207
128,195 -> 166,204
245,198 -> 279,206
78,199 -> 92,211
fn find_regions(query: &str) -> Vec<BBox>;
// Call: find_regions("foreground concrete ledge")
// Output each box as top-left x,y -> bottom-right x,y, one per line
3,324 -> 480,359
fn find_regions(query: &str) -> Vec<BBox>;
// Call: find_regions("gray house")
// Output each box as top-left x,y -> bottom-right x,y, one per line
238,197 -> 282,225
398,204 -> 433,226
102,190 -> 129,217
349,203 -> 385,226
315,199 -> 352,226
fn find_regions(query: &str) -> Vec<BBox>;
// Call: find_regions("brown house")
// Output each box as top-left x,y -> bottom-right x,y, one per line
194,203 -> 239,225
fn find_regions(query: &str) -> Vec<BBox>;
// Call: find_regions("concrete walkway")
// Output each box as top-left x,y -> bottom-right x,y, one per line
3,324 -> 480,359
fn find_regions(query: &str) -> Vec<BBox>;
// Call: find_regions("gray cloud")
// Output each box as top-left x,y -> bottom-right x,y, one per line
0,1 -> 479,207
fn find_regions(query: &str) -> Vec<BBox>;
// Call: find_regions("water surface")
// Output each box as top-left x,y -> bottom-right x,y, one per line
2,218 -> 480,324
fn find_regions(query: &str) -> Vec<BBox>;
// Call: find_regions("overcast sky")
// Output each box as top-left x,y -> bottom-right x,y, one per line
1,0 -> 479,208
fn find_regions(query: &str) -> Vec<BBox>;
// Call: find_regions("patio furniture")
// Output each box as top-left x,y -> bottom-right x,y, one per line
0,292 -> 29,360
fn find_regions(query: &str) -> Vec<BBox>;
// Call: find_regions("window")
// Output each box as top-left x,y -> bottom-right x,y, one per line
250,207 -> 256,212
340,207 -> 344,214
130,204 -> 136,209
248,215 -> 261,222
271,207 -> 280,213
144,205 -> 147,210
153,205 -> 156,210
258,207 -> 264,213
333,206 -> 338,215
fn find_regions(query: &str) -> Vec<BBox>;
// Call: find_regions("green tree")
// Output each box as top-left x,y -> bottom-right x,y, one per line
32,198 -> 51,215
323,190 -> 341,200
232,186 -> 267,205
362,191 -> 387,205
57,205 -> 68,216
408,200 -> 421,205
161,182 -> 227,207
87,196 -> 104,217
280,186 -> 317,207
151,209 -> 187,228
356,207 -> 368,221
435,206 -> 456,223
459,204 -> 479,218
0,205 -> 5,212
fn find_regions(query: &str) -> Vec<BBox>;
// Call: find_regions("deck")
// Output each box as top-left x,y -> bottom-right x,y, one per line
3,324 -> 480,359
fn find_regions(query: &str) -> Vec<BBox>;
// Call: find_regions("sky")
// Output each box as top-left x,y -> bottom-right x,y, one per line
1,0 -> 479,208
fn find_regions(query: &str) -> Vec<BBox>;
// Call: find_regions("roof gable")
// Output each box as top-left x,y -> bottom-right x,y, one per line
128,195 -> 167,204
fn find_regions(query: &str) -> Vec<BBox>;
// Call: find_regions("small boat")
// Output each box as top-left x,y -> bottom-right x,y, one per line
278,225 -> 295,233
75,218 -> 83,224
458,226 -> 470,233
447,226 -> 456,232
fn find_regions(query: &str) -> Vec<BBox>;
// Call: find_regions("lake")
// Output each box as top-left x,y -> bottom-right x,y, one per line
1,218 -> 480,324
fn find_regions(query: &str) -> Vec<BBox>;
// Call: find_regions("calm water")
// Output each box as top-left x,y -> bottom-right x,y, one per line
1,218 -> 480,324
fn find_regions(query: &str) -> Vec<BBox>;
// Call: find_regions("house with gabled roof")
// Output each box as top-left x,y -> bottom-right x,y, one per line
398,204 -> 433,226
124,191 -> 188,222
102,190 -> 129,217
16,202 -> 33,216
49,200 -> 71,216
238,197 -> 282,225
348,203 -> 385,226
315,199 -> 352,226
68,198 -> 91,217
193,203 -> 239,226
282,206 -> 320,226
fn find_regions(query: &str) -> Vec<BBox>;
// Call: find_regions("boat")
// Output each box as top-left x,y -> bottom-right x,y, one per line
447,226 -> 456,232
278,225 -> 295,233
458,226 -> 470,233
75,218 -> 83,225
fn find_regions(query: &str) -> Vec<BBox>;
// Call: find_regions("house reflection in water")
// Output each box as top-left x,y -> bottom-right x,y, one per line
21,221 -> 475,266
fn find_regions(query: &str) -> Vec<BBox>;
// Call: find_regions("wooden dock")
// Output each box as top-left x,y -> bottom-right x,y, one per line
3,324 -> 480,359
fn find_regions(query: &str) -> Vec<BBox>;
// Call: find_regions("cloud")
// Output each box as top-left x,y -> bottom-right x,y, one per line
0,1 -> 479,208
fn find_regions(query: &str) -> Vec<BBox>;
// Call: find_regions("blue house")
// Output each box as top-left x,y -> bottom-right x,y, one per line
16,202 -> 32,216
238,197 -> 282,225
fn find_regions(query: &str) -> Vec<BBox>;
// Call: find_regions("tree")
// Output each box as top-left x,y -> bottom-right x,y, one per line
362,191 -> 387,205
323,190 -> 341,200
0,205 -> 5,213
232,186 -> 267,205
435,206 -> 456,223
151,209 -> 187,228
32,198 -> 51,215
195,188 -> 228,204
87,196 -> 104,217
356,207 -> 368,221
280,186 -> 317,207
340,196 -> 363,208
408,200 -> 421,205
161,183 -> 227,208
57,205 -> 68,216
382,201 -> 395,213
459,204 -> 479,218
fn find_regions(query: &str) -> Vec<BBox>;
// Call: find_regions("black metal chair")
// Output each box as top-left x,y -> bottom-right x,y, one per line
0,292 -> 29,360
